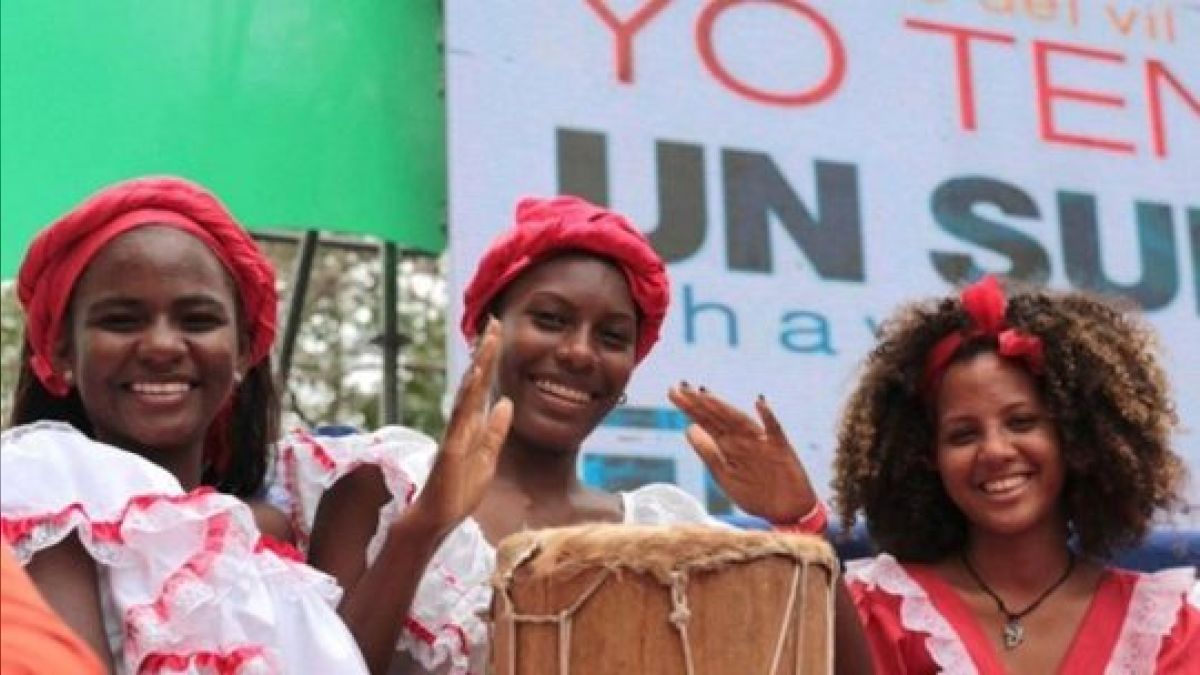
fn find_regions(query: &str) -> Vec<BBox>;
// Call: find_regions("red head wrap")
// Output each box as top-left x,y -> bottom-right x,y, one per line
17,176 -> 277,397
921,275 -> 1044,401
461,196 -> 669,362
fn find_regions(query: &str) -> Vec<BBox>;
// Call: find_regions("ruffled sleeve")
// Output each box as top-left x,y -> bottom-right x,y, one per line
1,421 -> 367,674
1105,566 -> 1199,675
845,554 -> 977,675
272,426 -> 493,675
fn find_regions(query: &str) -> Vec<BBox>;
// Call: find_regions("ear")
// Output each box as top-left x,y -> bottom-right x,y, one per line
50,336 -> 76,385
235,349 -> 252,385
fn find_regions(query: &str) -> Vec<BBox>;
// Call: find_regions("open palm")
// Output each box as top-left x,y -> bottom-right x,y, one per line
668,385 -> 817,524
413,318 -> 513,530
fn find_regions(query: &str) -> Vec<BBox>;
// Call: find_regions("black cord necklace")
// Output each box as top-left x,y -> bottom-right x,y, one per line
960,550 -> 1076,650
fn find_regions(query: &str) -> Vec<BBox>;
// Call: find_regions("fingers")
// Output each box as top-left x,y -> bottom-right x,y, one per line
463,318 -> 503,412
446,318 -> 503,436
478,397 -> 513,461
669,383 -> 759,436
684,424 -> 726,470
755,396 -> 787,444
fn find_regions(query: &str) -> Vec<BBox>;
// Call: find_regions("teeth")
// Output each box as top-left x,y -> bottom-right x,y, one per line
131,382 -> 191,395
982,475 -> 1030,494
534,379 -> 591,404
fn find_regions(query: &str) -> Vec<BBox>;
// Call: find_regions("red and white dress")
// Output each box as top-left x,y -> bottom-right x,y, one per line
0,421 -> 368,674
847,553 -> 1200,675
270,426 -> 719,675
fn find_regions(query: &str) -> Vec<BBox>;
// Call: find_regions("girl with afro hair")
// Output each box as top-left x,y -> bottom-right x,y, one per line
676,276 -> 1197,673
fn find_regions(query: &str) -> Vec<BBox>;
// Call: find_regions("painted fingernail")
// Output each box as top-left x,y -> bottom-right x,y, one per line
680,380 -> 690,389
757,393 -> 765,401
698,385 -> 708,393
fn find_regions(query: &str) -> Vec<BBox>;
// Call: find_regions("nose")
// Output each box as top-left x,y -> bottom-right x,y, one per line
978,425 -> 1018,463
137,317 -> 186,364
554,326 -> 598,372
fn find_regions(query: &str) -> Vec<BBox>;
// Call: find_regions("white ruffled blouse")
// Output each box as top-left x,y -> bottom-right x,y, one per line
0,421 -> 368,674
269,425 -> 720,675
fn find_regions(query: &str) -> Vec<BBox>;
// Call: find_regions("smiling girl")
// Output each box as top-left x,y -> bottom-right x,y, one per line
831,277 -> 1197,673
674,276 -> 1197,673
2,176 -> 513,674
268,196 -> 864,673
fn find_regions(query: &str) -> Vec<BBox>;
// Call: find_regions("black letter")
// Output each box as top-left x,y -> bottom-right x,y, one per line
556,127 -> 707,262
1059,193 -> 1178,310
722,151 -> 863,280
929,177 -> 1051,284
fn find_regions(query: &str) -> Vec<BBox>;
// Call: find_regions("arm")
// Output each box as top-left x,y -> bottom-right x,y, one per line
307,318 -> 513,675
834,581 -> 876,675
248,500 -> 295,543
22,534 -> 114,672
667,385 -> 875,675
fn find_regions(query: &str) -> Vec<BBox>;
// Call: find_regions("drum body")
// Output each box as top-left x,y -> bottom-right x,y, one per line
491,524 -> 836,675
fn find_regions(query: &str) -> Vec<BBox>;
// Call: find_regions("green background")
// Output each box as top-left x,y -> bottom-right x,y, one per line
0,1 -> 445,278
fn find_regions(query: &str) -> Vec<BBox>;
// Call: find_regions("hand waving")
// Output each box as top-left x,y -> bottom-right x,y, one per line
409,318 -> 513,535
667,384 -> 817,524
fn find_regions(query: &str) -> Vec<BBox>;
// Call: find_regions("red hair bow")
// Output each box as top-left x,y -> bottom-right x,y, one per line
921,276 -> 1044,400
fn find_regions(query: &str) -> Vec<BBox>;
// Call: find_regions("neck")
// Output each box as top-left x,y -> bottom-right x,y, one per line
494,436 -> 585,496
964,517 -> 1072,592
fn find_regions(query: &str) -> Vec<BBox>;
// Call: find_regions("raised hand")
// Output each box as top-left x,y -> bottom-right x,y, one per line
667,384 -> 818,524
408,317 -> 513,535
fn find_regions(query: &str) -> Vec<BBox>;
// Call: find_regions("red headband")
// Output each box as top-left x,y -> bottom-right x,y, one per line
461,196 -> 669,363
17,176 -> 278,397
921,276 -> 1044,400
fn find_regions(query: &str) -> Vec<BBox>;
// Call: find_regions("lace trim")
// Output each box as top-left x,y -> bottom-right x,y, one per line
846,554 -> 978,674
275,427 -> 479,673
0,488 -> 334,674
275,428 -> 420,552
140,646 -> 276,674
1105,567 -> 1196,675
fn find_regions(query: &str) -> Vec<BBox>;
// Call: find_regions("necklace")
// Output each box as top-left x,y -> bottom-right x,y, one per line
960,550 -> 1076,650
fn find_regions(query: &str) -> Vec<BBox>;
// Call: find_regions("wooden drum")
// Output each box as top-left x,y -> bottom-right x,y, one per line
490,524 -> 837,675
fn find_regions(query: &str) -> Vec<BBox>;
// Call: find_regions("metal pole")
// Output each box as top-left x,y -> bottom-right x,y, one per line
276,230 -> 319,389
381,241 -> 400,424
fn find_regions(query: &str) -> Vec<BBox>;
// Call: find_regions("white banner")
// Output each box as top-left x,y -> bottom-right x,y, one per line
446,0 -> 1199,516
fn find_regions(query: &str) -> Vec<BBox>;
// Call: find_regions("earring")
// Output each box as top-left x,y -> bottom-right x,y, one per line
233,371 -> 244,385
617,392 -> 628,405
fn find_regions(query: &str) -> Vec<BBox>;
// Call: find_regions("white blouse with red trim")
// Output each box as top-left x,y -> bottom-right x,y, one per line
270,426 -> 720,675
0,421 -> 368,675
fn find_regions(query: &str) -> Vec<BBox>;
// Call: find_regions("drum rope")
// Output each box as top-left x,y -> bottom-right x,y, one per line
796,562 -> 810,675
767,562 -> 804,675
501,568 -> 613,675
668,570 -> 698,675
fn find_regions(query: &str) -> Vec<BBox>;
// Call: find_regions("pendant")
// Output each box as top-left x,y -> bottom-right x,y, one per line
1003,618 -> 1025,650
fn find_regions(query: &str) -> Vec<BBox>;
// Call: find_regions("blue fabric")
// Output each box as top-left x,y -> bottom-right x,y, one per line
714,514 -> 1200,573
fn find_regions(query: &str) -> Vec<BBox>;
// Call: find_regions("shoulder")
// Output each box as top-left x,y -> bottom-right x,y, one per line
270,425 -> 436,543
2,422 -> 186,562
846,554 -> 978,673
2,421 -> 180,489
1102,565 -> 1200,672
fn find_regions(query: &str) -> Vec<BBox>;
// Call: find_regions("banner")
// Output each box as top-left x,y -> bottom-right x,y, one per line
446,1 -> 1198,514
1,1 -> 445,278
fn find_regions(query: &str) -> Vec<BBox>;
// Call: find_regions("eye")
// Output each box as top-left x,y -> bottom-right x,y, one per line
181,312 -> 227,331
92,313 -> 141,332
942,426 -> 978,447
599,328 -> 634,350
530,310 -> 567,330
1007,414 -> 1040,432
